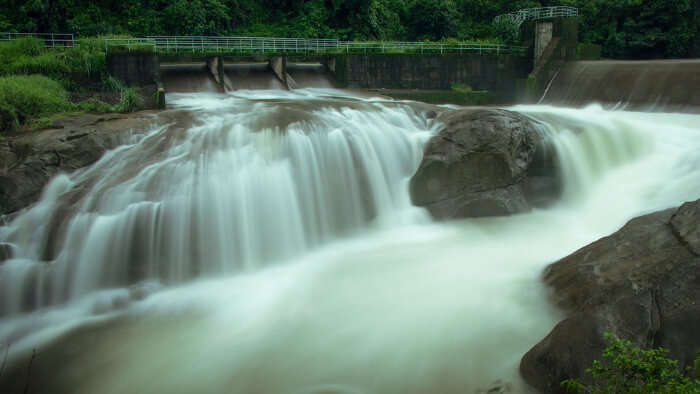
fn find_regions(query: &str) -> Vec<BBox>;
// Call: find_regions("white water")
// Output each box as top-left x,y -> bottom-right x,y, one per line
1,91 -> 700,393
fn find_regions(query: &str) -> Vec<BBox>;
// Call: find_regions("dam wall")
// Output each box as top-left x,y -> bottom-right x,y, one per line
329,54 -> 531,102
540,60 -> 700,112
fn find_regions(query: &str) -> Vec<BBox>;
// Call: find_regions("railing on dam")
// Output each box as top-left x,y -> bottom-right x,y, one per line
495,6 -> 579,28
0,32 -> 74,47
102,36 -> 527,56
1,32 -> 527,56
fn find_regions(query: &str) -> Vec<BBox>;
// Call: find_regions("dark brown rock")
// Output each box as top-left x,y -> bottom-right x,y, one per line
0,112 -> 158,215
521,199 -> 700,393
409,108 -> 559,219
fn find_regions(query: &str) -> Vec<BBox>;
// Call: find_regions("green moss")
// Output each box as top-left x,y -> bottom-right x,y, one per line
577,43 -> 603,60
451,83 -> 472,93
154,89 -> 166,110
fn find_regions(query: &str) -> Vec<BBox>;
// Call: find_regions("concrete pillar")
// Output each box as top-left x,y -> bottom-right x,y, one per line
324,57 -> 336,73
269,56 -> 297,90
107,53 -> 160,86
206,56 -> 225,92
534,22 -> 553,69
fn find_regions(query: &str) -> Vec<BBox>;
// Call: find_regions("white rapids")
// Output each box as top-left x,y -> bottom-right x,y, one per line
1,89 -> 700,393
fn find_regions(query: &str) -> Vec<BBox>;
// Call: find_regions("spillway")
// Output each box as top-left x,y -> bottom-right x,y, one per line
540,60 -> 700,112
1,89 -> 700,393
161,64 -> 221,93
223,63 -> 286,90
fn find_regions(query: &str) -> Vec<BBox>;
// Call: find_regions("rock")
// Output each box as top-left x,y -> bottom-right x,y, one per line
409,108 -> 559,219
521,199 -> 700,393
0,112 -> 158,215
0,242 -> 11,262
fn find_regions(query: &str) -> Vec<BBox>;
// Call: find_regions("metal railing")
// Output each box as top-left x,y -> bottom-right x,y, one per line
0,32 -> 75,47
495,6 -> 578,28
1,32 -> 527,56
101,36 -> 527,55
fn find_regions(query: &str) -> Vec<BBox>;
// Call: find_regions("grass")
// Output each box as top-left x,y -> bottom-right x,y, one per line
0,74 -> 134,132
0,37 -> 107,91
0,75 -> 73,131
0,38 -> 148,132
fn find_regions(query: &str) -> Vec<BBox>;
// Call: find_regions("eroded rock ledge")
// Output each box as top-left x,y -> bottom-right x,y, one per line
409,107 -> 560,219
521,198 -> 700,393
0,112 -> 159,216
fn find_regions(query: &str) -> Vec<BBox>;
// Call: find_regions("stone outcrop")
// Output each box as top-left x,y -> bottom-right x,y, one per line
0,113 -> 157,215
521,199 -> 700,393
409,108 -> 559,219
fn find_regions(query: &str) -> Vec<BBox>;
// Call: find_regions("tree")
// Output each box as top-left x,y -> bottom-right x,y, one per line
405,0 -> 460,41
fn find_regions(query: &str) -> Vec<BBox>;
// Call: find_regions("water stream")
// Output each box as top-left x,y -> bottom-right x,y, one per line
1,90 -> 700,393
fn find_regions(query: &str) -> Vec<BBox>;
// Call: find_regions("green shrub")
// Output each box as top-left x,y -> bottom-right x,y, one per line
116,87 -> 143,113
562,334 -> 700,393
76,97 -> 114,113
0,75 -> 74,132
0,37 -> 107,90
0,37 -> 44,64
101,76 -> 125,92
451,83 -> 472,93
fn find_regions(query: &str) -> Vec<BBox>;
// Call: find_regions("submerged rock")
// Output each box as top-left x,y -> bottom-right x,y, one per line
521,198 -> 700,393
409,107 -> 560,219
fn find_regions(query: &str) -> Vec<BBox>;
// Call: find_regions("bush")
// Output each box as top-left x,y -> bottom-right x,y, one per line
76,97 -> 114,113
0,75 -> 74,132
0,37 -> 107,91
116,87 -> 143,113
562,334 -> 700,393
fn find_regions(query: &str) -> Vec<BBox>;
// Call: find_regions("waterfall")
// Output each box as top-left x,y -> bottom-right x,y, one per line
0,91 -> 435,317
1,91 -> 700,394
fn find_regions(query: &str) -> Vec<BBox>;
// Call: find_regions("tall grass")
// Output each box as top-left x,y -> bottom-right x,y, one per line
0,37 -> 107,91
0,75 -> 73,131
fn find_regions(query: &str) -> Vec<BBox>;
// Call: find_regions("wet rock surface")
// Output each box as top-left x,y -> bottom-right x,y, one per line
409,108 -> 560,219
0,112 -> 159,215
521,198 -> 700,393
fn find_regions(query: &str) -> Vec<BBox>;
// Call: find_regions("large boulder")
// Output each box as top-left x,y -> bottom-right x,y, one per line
409,108 -> 559,219
521,199 -> 700,393
0,113 -> 157,215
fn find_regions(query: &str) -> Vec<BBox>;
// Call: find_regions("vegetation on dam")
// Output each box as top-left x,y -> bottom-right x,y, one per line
0,38 -> 145,132
1,0 -> 697,59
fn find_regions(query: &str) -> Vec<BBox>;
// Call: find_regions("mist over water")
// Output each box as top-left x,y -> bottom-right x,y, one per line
2,89 -> 700,393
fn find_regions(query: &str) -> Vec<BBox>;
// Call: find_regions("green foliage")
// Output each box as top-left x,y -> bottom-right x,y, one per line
451,83 -> 472,93
76,97 -> 114,113
0,75 -> 73,131
1,0 -> 696,58
405,0 -> 460,41
562,334 -> 700,394
101,75 -> 125,92
560,0 -> 695,58
116,87 -> 143,113
577,43 -> 602,60
0,37 -> 106,90
492,17 -> 519,44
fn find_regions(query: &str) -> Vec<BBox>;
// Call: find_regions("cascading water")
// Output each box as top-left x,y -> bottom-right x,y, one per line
1,89 -> 700,394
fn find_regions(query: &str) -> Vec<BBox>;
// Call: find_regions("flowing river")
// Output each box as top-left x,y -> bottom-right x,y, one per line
1,89 -> 700,393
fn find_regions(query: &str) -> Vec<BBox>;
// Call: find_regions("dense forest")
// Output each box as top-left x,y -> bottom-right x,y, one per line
0,0 -> 698,59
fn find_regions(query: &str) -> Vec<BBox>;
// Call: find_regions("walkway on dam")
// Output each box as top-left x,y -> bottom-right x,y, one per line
495,6 -> 579,28
2,6 -> 579,57
1,32 -> 527,56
